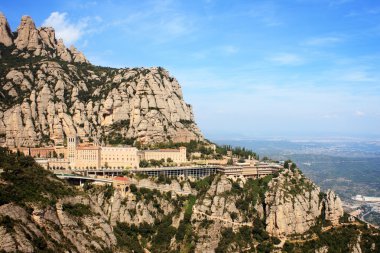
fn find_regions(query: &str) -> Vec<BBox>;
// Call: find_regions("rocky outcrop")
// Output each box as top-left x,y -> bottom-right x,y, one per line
0,13 -> 13,46
323,189 -> 344,226
14,16 -> 40,51
265,169 -> 344,237
3,14 -> 87,63
0,198 -> 116,252
265,169 -> 321,237
69,45 -> 89,63
0,160 -> 374,253
0,14 -> 203,146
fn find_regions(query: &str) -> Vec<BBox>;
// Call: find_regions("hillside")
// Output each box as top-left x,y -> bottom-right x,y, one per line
0,147 -> 379,252
0,13 -> 203,147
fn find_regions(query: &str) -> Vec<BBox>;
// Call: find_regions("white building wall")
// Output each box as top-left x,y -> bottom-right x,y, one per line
141,147 -> 187,164
101,146 -> 139,169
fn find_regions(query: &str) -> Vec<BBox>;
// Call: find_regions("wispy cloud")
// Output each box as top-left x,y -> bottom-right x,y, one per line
42,12 -> 100,45
220,45 -> 239,55
303,36 -> 343,46
270,53 -> 304,65
339,70 -> 375,82
247,2 -> 283,26
109,2 -> 197,43
323,113 -> 339,119
354,110 -> 365,117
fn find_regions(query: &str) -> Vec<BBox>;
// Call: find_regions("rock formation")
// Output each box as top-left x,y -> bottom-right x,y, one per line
0,13 -> 13,47
14,16 -> 40,51
265,169 -> 344,237
0,14 -> 203,146
322,189 -> 344,226
1,152 -> 377,253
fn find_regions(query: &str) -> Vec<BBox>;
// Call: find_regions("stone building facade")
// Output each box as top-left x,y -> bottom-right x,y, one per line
140,147 -> 187,164
101,146 -> 139,169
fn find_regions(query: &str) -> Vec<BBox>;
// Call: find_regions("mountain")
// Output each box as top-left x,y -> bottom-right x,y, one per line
1,147 -> 379,252
0,13 -> 203,147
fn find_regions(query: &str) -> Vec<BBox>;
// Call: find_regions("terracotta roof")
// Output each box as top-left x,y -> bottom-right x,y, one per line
113,177 -> 129,182
144,149 -> 180,152
30,147 -> 55,151
76,146 -> 100,150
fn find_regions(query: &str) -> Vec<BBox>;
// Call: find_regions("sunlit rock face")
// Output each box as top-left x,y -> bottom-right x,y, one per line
0,14 -> 203,147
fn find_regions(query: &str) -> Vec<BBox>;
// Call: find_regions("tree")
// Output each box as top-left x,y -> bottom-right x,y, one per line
139,160 -> 149,168
166,157 -> 173,163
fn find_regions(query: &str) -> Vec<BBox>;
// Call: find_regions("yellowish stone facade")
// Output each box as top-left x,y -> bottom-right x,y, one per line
140,147 -> 187,164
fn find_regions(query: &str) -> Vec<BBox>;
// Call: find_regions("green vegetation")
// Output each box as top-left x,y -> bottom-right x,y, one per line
106,133 -> 135,146
189,174 -> 215,197
179,119 -> 194,126
115,216 -> 180,253
286,225 -> 360,253
215,226 -> 275,253
216,145 -> 259,160
102,184 -> 115,200
233,175 -> 273,217
62,203 -> 92,217
282,169 -> 316,199
156,174 -> 172,185
0,147 -> 74,207
139,158 -> 174,168
146,140 -> 259,160
0,215 -> 15,233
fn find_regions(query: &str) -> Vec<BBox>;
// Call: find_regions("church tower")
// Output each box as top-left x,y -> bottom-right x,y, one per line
67,135 -> 78,168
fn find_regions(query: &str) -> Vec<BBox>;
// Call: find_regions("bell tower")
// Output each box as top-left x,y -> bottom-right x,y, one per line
67,135 -> 78,168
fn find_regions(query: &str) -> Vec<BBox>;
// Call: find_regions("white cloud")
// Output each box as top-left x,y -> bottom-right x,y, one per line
340,71 -> 375,82
304,36 -> 343,46
42,12 -> 88,45
220,45 -> 239,55
323,113 -> 338,119
355,110 -> 365,117
270,53 -> 304,65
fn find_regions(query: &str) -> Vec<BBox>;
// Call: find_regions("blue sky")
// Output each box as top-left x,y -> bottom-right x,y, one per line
1,0 -> 380,140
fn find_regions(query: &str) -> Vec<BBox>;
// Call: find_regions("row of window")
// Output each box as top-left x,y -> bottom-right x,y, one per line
102,157 -> 136,161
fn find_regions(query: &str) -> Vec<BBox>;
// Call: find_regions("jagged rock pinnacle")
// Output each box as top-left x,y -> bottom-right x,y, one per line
14,15 -> 40,50
69,45 -> 89,63
0,13 -> 88,63
0,12 -> 13,46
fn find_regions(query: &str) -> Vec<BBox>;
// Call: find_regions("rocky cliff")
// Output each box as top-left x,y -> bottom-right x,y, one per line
0,13 -> 203,147
1,149 -> 379,252
265,169 -> 344,237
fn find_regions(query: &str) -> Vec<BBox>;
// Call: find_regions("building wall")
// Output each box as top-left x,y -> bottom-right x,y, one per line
67,136 -> 78,166
141,147 -> 187,164
101,146 -> 139,169
75,147 -> 101,169
48,159 -> 70,170
30,147 -> 55,158
9,147 -> 30,156
54,146 -> 67,158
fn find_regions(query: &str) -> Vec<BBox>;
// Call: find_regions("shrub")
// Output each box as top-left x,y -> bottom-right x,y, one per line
0,147 -> 74,206
62,203 -> 92,217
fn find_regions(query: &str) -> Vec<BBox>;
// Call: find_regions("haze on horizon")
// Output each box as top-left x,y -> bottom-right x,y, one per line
2,0 -> 379,140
